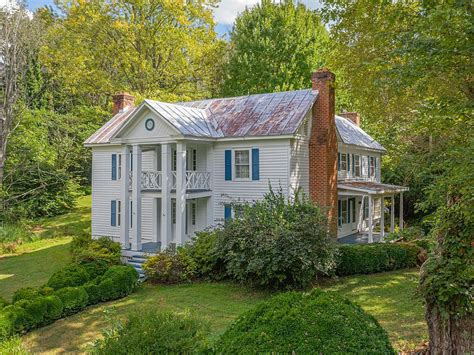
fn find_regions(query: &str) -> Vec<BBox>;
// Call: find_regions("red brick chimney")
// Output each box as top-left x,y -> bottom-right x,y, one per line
309,68 -> 338,236
339,112 -> 360,126
112,92 -> 135,116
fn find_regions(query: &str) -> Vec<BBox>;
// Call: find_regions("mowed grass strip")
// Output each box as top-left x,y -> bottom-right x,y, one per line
23,269 -> 427,354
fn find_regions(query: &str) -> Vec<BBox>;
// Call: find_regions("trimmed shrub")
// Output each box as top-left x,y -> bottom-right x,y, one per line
179,230 -> 224,279
143,249 -> 195,284
42,295 -> 63,322
47,263 -> 90,290
0,305 -> 30,338
216,190 -> 338,289
23,297 -> 48,327
91,310 -> 209,354
96,265 -> 139,301
215,289 -> 395,353
12,287 -> 40,303
336,243 -> 420,276
54,287 -> 88,316
79,259 -> 109,279
83,282 -> 102,306
72,236 -> 121,265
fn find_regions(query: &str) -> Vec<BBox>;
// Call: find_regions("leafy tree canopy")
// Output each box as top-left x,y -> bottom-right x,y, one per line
222,0 -> 329,96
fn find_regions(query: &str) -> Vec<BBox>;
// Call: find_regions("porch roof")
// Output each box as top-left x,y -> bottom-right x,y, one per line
338,181 -> 408,195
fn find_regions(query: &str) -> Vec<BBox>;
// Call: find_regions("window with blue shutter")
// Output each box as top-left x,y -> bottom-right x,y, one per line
224,150 -> 232,181
224,204 -> 232,221
252,148 -> 259,180
337,153 -> 341,171
111,154 -> 117,180
111,200 -> 117,226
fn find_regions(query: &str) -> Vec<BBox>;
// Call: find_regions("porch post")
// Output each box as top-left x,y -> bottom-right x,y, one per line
161,143 -> 171,250
368,194 -> 373,243
399,192 -> 404,230
390,195 -> 395,233
131,144 -> 142,251
176,142 -> 187,245
151,146 -> 159,243
120,145 -> 130,248
380,196 -> 385,241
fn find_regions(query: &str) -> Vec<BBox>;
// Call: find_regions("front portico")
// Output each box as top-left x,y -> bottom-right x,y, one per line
337,181 -> 409,243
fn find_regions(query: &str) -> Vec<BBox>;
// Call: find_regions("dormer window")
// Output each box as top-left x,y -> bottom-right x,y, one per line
339,153 -> 347,172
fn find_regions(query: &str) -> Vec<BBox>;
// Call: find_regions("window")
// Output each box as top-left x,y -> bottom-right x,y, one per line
192,149 -> 197,171
233,205 -> 244,219
339,153 -> 347,172
347,154 -> 352,175
171,200 -> 176,224
191,201 -> 196,225
234,150 -> 250,179
349,198 -> 356,223
342,199 -> 348,224
338,200 -> 342,226
118,154 -> 122,180
172,150 -> 177,171
117,200 -> 121,226
354,155 -> 361,177
363,197 -> 369,219
369,156 -> 376,177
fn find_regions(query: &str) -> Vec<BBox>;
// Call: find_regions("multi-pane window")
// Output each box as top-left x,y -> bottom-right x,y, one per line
171,200 -> 176,224
234,150 -> 250,179
341,199 -> 348,224
172,150 -> 177,171
118,154 -> 122,179
339,153 -> 347,172
191,201 -> 196,225
192,149 -> 197,171
117,200 -> 122,227
369,156 -> 376,177
354,155 -> 361,177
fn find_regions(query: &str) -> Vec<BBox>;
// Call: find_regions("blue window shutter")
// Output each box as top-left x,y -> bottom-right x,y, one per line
130,152 -> 133,171
225,150 -> 232,181
224,204 -> 232,221
252,148 -> 260,180
111,200 -> 117,226
111,154 -> 117,180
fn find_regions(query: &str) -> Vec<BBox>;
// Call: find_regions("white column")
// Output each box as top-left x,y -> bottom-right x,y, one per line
151,146 -> 159,243
390,195 -> 395,233
120,145 -> 130,248
132,145 -> 142,251
368,195 -> 373,243
380,196 -> 385,241
176,142 -> 187,245
161,143 -> 171,250
399,192 -> 404,230
206,144 -> 214,226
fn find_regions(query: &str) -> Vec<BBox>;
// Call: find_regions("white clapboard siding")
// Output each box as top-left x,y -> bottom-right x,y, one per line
212,139 -> 291,223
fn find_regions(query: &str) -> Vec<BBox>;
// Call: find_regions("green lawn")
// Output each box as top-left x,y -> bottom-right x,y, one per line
22,269 -> 427,354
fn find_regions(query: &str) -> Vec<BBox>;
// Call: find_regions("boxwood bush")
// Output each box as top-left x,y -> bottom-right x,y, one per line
47,263 -> 91,290
54,287 -> 88,316
336,243 -> 421,276
71,236 -> 121,265
214,289 -> 395,353
215,189 -> 338,289
95,265 -> 139,301
91,310 -> 209,354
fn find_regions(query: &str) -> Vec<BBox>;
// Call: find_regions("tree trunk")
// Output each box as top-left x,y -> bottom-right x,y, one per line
425,302 -> 473,354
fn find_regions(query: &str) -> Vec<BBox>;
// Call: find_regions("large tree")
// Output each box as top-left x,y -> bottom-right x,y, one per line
41,0 -> 225,103
322,0 -> 473,351
222,0 -> 329,96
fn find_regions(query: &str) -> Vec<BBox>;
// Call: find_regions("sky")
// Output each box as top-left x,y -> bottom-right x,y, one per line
20,0 -> 321,38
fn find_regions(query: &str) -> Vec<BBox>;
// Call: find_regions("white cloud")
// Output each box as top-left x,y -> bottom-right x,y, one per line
213,0 -> 321,25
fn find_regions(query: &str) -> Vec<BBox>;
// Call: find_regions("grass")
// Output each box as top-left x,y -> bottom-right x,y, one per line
0,195 -> 91,301
22,269 -> 427,354
0,238 -> 72,301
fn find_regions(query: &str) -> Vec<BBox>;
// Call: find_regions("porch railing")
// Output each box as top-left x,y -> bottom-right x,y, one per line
131,170 -> 211,191
338,169 -> 378,182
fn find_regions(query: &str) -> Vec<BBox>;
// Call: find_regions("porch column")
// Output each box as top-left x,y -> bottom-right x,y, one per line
161,143 -> 172,250
120,145 -> 130,248
368,195 -> 373,243
151,146 -> 159,243
176,142 -> 187,245
131,144 -> 142,251
390,195 -> 395,233
380,196 -> 385,241
399,192 -> 404,230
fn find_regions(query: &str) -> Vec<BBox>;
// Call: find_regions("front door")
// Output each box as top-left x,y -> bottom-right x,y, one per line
349,198 -> 357,231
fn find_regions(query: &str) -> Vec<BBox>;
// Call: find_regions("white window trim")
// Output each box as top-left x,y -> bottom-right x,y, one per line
232,148 -> 252,181
117,200 -> 122,227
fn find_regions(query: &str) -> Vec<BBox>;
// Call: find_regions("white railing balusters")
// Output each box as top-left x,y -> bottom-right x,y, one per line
141,171 -> 162,190
131,170 -> 211,191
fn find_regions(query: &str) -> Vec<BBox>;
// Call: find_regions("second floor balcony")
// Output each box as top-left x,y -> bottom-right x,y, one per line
130,170 -> 211,192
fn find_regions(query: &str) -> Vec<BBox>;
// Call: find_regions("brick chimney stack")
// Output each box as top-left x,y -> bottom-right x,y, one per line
309,68 -> 338,236
112,92 -> 135,116
339,112 -> 360,126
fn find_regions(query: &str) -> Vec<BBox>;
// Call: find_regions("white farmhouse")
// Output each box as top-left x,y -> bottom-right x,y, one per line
85,68 -> 408,255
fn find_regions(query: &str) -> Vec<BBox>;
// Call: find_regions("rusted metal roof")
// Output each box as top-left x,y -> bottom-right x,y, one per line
336,115 -> 386,152
181,89 -> 317,137
338,181 -> 408,194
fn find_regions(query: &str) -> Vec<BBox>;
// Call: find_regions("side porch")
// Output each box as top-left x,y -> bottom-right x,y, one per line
337,181 -> 409,243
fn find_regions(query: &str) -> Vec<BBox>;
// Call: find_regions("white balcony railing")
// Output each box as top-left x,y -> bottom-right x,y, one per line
338,169 -> 378,182
130,170 -> 211,191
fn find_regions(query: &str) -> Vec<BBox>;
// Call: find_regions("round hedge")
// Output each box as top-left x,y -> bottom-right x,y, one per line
215,289 -> 395,354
